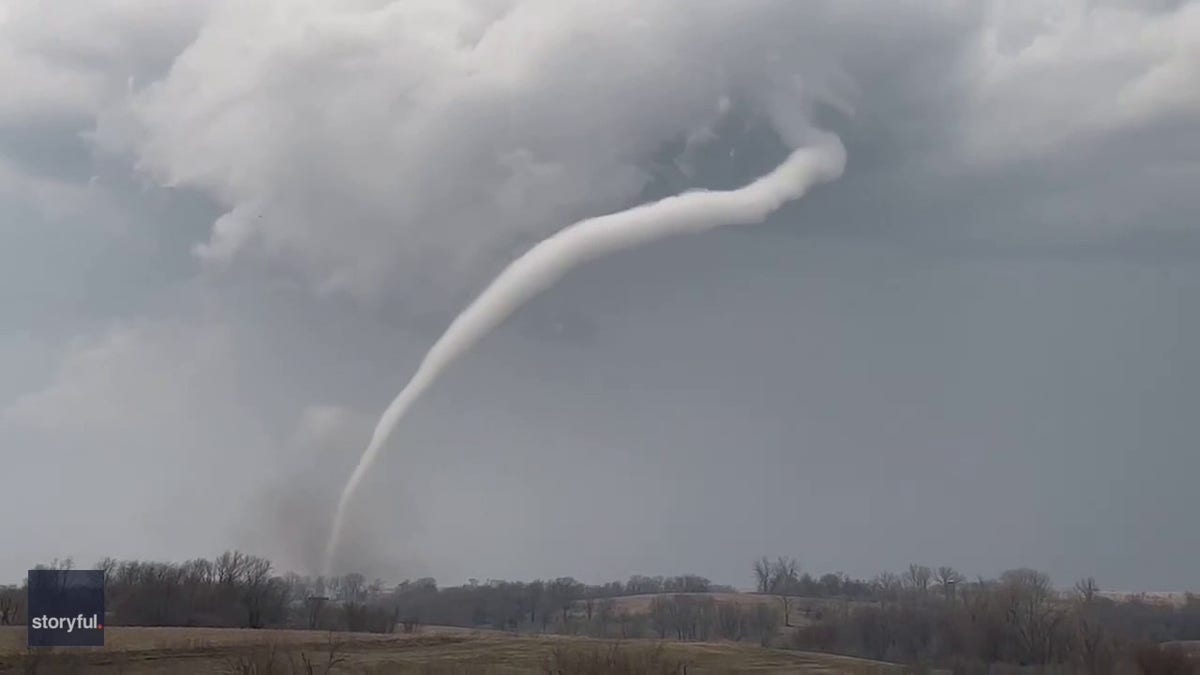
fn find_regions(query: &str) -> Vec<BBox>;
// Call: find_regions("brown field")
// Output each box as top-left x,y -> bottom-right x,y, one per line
606,592 -> 851,628
0,626 -> 906,674
606,592 -> 775,614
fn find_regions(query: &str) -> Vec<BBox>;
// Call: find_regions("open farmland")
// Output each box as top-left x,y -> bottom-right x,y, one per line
0,626 -> 905,674
607,593 -> 773,614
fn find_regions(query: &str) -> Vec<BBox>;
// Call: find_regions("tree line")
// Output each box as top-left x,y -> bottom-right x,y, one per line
0,554 -> 733,636
2,554 -> 1196,672
752,557 -> 1200,674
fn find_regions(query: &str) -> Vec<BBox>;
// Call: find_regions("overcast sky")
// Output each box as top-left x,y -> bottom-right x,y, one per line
1,0 -> 1197,592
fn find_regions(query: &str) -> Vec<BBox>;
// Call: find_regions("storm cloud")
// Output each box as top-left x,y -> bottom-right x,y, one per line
1,0 -> 1197,590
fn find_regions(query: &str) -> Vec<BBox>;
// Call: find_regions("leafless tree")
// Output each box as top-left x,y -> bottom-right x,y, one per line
35,557 -> 73,571
935,566 -> 964,600
338,573 -> 366,603
769,557 -> 799,591
548,577 -> 582,624
818,572 -> 843,597
906,564 -> 933,594
240,555 -> 274,628
765,557 -> 799,626
1000,568 -> 1063,665
1068,601 -> 1112,675
367,578 -> 385,601
873,571 -> 903,602
1073,577 -> 1099,603
753,557 -> 771,593
524,580 -> 544,627
216,550 -> 247,587
0,586 -> 22,625
94,557 -> 117,578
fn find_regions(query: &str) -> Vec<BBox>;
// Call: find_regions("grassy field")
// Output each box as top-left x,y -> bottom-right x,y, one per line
604,592 -> 865,628
0,626 -> 906,674
605,593 -> 771,614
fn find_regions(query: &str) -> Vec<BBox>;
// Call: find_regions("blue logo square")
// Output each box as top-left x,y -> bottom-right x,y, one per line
27,570 -> 105,647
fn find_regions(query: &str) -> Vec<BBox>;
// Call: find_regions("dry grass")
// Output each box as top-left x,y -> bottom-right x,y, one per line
0,625 -> 487,656
604,593 -> 772,615
0,626 -> 905,674
604,592 -> 854,628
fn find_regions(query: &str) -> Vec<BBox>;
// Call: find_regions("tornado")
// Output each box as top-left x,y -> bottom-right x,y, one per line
323,133 -> 847,575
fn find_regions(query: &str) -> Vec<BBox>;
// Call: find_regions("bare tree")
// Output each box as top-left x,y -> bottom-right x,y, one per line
767,557 -> 799,627
776,594 -> 795,628
240,555 -> 274,628
1073,577 -> 1099,603
216,550 -> 247,588
1000,568 -> 1063,665
0,586 -> 22,625
873,571 -> 903,602
548,577 -> 582,625
935,566 -> 964,600
94,557 -> 117,578
753,557 -> 771,594
906,564 -> 933,594
1069,600 -> 1112,675
818,572 -> 843,597
525,580 -> 544,627
769,557 -> 799,590
367,578 -> 385,601
338,573 -> 366,603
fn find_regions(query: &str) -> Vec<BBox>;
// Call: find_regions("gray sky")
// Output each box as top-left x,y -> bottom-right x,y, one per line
1,0 -> 1197,592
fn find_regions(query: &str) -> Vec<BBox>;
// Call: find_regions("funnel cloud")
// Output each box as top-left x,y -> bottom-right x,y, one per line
1,1 -> 1199,592
325,136 -> 847,574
